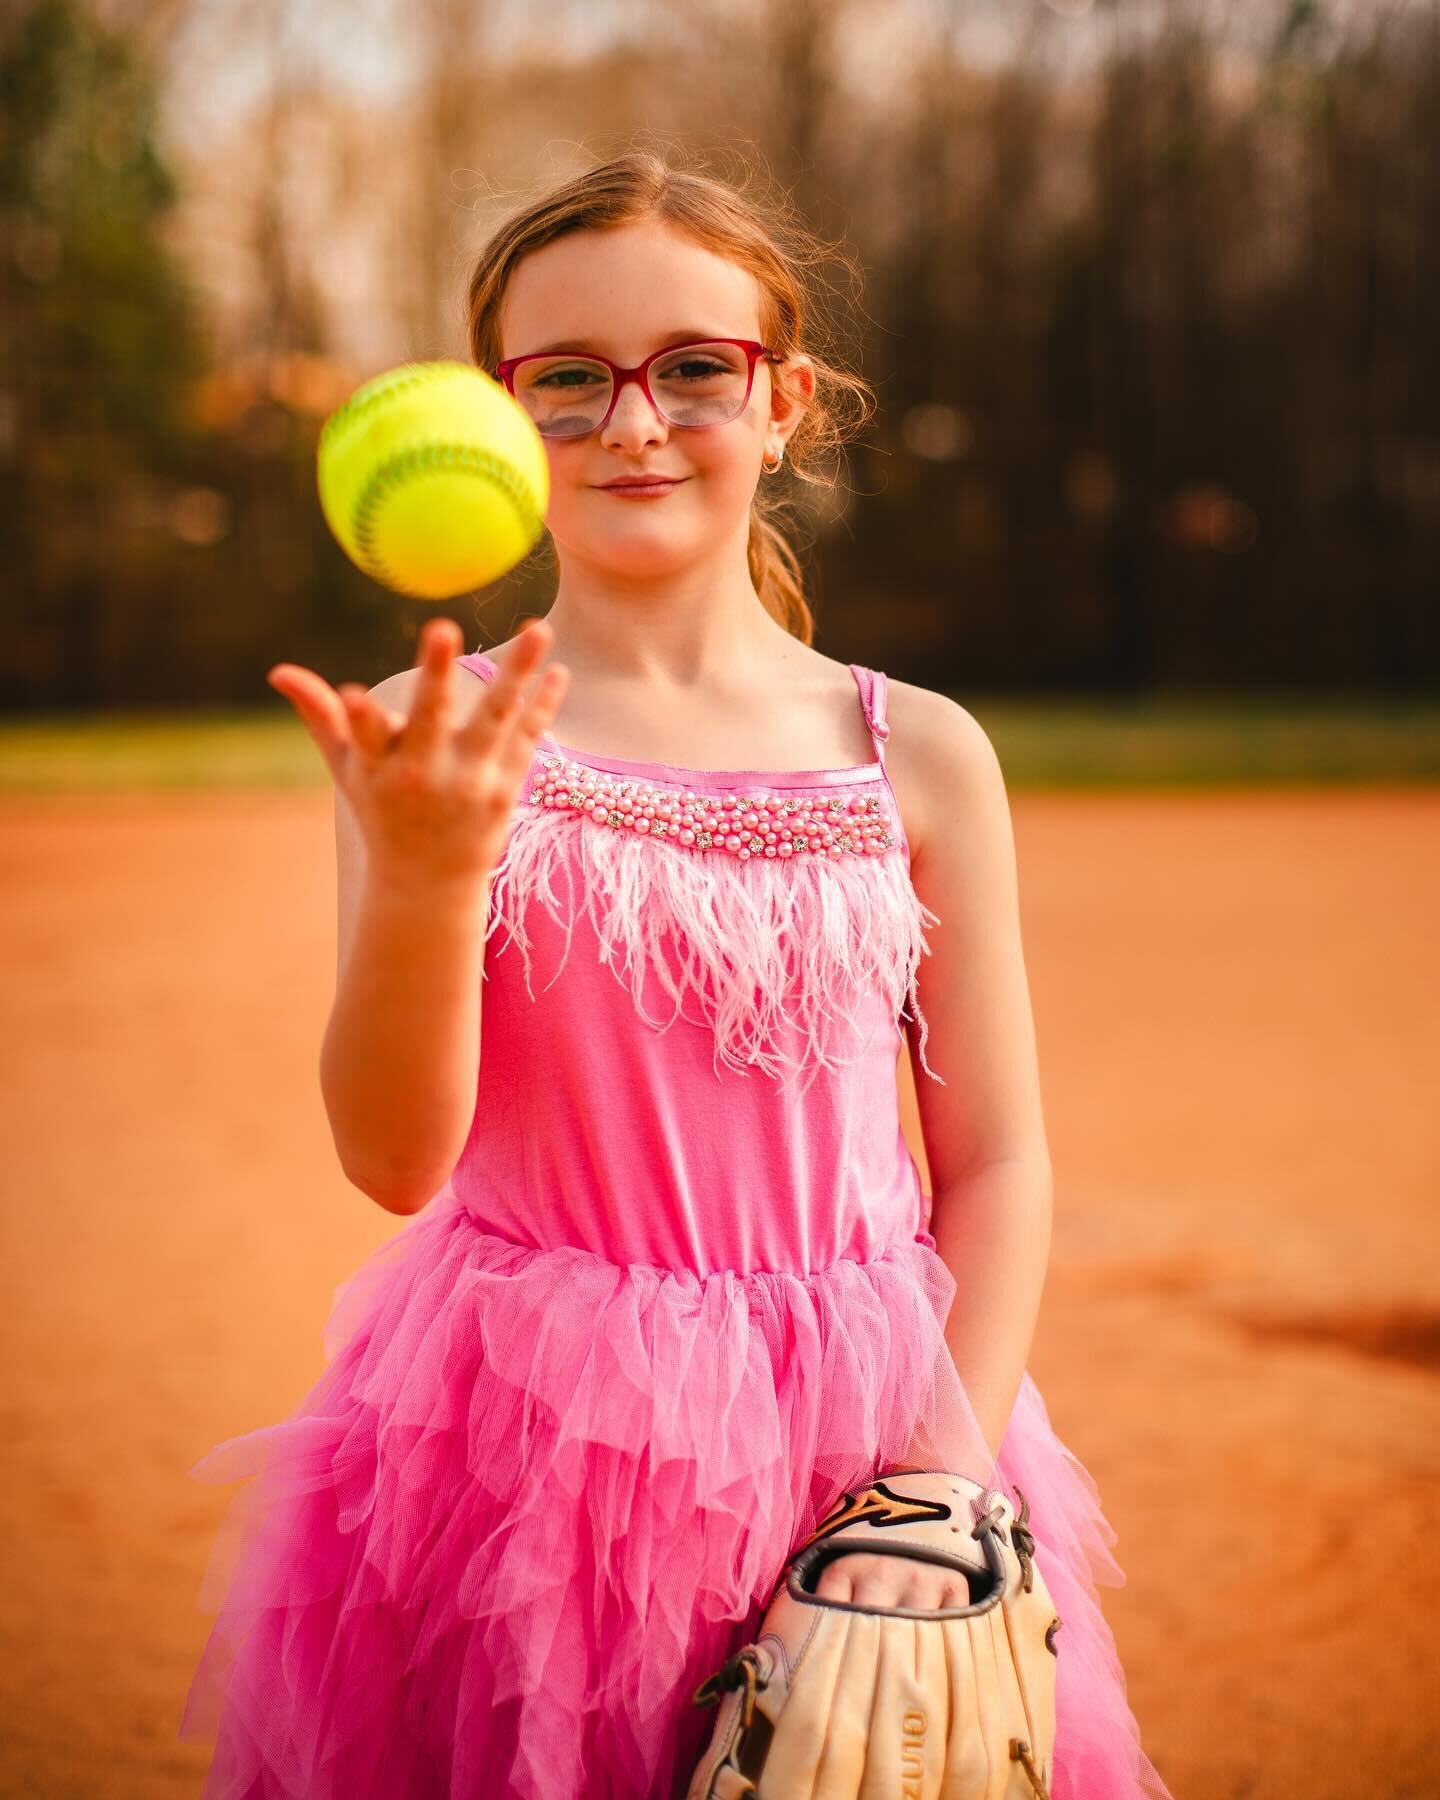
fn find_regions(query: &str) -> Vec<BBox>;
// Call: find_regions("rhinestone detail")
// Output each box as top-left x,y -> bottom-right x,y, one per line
526,749 -> 899,861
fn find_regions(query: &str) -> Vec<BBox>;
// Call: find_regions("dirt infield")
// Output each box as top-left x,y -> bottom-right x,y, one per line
2,787 -> 1435,1797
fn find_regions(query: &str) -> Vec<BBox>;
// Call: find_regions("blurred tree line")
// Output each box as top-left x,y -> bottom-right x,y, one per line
1,0 -> 1436,710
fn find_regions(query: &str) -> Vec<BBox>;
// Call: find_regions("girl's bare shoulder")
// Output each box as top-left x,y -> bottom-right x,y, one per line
884,676 -> 1006,865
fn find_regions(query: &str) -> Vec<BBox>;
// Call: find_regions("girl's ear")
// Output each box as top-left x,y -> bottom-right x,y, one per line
772,353 -> 817,429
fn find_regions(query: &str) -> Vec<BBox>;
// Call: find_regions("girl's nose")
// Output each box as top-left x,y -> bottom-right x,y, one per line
603,376 -> 667,444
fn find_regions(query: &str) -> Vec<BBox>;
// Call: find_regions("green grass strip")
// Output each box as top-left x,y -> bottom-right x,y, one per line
0,696 -> 1436,793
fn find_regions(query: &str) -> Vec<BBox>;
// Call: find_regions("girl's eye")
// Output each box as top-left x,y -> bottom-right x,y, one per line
665,359 -> 727,381
532,366 -> 605,390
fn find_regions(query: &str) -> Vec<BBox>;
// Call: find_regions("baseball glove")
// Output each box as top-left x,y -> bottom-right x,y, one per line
686,1469 -> 1062,1799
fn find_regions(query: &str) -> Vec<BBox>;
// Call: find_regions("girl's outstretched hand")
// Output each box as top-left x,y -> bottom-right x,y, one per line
265,616 -> 569,892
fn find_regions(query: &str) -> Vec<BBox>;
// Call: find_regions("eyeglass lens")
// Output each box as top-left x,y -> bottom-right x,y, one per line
511,341 -> 753,438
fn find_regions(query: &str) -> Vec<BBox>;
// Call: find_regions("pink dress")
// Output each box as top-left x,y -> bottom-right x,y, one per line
179,652 -> 1173,1799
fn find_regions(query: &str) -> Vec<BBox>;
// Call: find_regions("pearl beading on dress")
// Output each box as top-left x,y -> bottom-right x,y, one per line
527,749 -> 899,861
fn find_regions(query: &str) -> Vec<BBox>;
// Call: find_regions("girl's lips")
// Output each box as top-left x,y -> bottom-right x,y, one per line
597,477 -> 687,498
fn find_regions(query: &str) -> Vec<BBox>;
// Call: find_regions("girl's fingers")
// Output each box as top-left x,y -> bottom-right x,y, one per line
496,663 -> 570,780
404,617 -> 463,756
338,684 -> 397,760
269,620 -> 562,798
456,620 -> 560,763
268,665 -> 352,782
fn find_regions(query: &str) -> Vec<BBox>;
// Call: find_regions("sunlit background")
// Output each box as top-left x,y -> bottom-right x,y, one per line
5,0 -> 1438,720
2,1 -> 1437,1795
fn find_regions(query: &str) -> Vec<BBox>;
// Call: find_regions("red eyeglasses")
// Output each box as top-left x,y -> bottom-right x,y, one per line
494,338 -> 782,439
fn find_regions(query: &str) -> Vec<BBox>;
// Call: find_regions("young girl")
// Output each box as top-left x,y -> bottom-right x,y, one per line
180,152 -> 1173,1799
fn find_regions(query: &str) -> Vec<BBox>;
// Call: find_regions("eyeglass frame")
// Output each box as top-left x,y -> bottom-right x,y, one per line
493,337 -> 784,438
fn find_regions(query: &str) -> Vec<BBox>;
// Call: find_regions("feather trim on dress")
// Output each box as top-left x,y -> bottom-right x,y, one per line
482,756 -> 946,1093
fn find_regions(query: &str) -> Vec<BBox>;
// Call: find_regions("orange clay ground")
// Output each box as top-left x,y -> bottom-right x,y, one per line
1,787 -> 1435,1797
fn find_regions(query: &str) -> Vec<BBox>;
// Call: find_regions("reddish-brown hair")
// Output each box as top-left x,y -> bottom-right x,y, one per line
464,146 -> 876,646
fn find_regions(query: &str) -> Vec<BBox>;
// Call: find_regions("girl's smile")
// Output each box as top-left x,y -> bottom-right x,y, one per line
594,474 -> 690,498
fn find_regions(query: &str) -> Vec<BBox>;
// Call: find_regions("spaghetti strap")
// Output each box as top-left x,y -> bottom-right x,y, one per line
847,663 -> 892,767
457,650 -> 498,685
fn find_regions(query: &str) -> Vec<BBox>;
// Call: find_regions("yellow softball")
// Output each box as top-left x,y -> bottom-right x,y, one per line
316,360 -> 550,600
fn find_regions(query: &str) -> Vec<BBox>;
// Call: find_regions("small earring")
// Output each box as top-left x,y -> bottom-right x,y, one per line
762,445 -> 785,476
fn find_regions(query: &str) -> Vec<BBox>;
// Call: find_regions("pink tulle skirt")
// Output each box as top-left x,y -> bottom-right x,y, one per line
179,1195 -> 1172,1799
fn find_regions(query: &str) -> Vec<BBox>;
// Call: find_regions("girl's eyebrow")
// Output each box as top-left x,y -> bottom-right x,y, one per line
526,330 -> 734,357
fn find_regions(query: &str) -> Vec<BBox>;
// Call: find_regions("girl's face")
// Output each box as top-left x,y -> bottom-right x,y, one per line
496,218 -> 813,579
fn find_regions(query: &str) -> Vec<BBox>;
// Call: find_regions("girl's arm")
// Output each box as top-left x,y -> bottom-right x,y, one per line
321,768 -> 491,1216
267,620 -> 566,1219
321,872 -> 490,1218
891,687 -> 1055,1464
